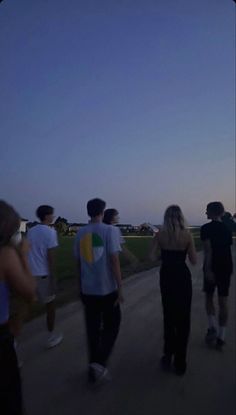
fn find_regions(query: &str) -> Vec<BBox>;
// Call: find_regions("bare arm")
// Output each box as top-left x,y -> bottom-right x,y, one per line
110,253 -> 122,287
47,247 -> 57,278
203,240 -> 212,270
47,247 -> 58,295
110,253 -> 123,303
16,238 -> 34,275
4,247 -> 36,301
202,239 -> 214,280
187,234 -> 197,265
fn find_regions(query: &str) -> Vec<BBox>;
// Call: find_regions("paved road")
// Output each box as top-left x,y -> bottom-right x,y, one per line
21,251 -> 235,415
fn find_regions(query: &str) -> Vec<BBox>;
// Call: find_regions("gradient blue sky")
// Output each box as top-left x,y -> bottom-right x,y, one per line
0,0 -> 235,225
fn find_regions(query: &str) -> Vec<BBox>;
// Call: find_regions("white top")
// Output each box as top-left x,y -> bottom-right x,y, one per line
27,224 -> 58,276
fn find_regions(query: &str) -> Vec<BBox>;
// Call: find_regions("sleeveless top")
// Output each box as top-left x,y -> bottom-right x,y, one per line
160,249 -> 191,284
0,280 -> 9,325
161,249 -> 187,266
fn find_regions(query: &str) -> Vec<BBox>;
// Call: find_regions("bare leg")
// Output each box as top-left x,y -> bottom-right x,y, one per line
216,296 -> 228,344
205,293 -> 218,345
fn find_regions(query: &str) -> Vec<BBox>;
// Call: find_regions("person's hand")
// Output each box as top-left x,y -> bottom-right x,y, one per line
115,287 -> 124,305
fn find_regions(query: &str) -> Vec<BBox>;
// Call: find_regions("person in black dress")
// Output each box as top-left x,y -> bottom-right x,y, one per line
150,205 -> 197,375
201,202 -> 233,349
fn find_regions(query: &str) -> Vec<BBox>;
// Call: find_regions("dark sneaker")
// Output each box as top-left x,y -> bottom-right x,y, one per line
174,359 -> 187,376
160,355 -> 172,372
174,357 -> 187,376
205,328 -> 217,346
88,363 -> 111,386
215,338 -> 225,351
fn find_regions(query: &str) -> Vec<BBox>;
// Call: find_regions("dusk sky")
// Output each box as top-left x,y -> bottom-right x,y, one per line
0,0 -> 235,225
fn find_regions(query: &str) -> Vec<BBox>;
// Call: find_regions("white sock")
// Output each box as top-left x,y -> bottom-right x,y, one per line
208,315 -> 217,330
218,326 -> 226,341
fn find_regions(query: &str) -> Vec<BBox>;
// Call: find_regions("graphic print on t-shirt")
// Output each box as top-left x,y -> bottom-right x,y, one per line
80,233 -> 104,263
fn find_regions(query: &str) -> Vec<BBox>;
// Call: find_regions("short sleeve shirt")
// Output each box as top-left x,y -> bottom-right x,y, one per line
27,224 -> 58,276
200,221 -> 233,274
74,222 -> 121,295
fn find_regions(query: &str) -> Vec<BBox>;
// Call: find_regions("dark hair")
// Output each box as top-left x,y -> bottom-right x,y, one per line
36,205 -> 54,221
206,202 -> 224,217
87,198 -> 106,218
103,209 -> 119,225
0,200 -> 21,247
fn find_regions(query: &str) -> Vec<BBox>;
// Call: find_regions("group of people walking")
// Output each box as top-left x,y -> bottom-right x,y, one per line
0,198 -> 234,414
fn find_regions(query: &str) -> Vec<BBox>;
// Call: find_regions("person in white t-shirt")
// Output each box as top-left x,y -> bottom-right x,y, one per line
74,199 -> 123,384
27,205 -> 63,348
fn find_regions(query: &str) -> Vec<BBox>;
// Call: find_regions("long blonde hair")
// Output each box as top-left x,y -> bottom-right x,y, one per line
163,205 -> 187,241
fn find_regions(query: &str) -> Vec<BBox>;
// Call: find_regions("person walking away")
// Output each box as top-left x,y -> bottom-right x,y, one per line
27,205 -> 63,348
74,198 -> 123,384
0,200 -> 36,414
201,202 -> 233,349
150,205 -> 197,375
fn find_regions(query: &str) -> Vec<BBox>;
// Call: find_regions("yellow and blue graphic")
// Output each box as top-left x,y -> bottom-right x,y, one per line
80,233 -> 104,263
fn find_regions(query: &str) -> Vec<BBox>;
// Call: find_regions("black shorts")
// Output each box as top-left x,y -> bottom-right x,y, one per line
203,272 -> 231,297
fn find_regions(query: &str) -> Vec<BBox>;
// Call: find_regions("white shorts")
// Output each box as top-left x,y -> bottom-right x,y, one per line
36,275 -> 56,304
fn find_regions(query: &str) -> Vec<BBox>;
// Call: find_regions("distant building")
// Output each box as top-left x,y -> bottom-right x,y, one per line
117,224 -> 134,233
139,223 -> 159,235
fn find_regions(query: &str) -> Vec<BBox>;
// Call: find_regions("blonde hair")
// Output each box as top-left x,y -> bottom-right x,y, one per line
163,205 -> 187,239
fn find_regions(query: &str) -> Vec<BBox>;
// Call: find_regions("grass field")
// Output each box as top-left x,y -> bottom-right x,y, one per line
55,236 -> 154,282
56,232 -> 202,282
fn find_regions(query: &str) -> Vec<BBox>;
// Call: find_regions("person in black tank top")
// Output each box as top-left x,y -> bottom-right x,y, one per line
150,206 -> 197,375
201,202 -> 233,349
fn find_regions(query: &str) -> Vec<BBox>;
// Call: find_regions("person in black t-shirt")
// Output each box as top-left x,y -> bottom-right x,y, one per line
201,202 -> 233,349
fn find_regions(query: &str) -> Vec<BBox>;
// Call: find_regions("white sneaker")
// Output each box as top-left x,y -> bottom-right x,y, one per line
46,332 -> 63,349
